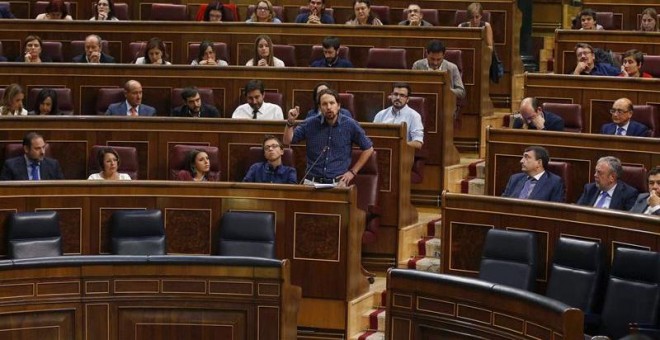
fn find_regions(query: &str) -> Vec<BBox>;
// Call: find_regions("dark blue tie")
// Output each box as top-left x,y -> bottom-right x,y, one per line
30,162 -> 39,181
518,177 -> 537,199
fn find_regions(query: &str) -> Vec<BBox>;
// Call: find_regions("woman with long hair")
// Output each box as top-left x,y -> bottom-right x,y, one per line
175,149 -> 218,181
29,88 -> 60,115
640,8 -> 658,32
245,35 -> 284,67
191,40 -> 228,66
0,84 -> 27,116
246,0 -> 281,23
90,0 -> 118,21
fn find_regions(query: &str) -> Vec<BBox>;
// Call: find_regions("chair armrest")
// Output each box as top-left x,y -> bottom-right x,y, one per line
630,322 -> 660,336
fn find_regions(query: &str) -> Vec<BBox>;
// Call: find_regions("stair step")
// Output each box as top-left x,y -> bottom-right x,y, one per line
362,307 -> 386,332
407,256 -> 441,273
353,331 -> 385,340
468,178 -> 485,195
417,237 -> 441,257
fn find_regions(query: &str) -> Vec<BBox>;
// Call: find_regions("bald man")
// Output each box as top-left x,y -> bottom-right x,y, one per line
72,34 -> 115,63
105,80 -> 156,116
512,97 -> 564,131
600,98 -> 649,137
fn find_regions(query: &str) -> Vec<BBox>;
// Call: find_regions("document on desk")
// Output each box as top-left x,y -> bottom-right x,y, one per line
313,183 -> 335,189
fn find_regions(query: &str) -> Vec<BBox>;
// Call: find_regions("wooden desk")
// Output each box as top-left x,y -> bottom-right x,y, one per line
386,269 -> 584,340
553,29 -> 660,75
0,182 -> 364,333
485,128 -> 660,204
582,0 -> 660,31
0,256 -> 299,340
441,192 -> 660,293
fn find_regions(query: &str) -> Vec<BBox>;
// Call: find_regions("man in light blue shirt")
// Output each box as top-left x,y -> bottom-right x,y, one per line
373,82 -> 424,149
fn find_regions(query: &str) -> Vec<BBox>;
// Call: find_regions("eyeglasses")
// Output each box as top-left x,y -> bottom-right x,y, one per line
97,2 -> 109,6
256,6 -> 270,11
391,92 -> 409,98
264,144 -> 281,150
609,108 -> 630,115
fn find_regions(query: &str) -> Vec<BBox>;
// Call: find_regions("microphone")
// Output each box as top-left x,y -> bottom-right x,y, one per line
299,146 -> 330,185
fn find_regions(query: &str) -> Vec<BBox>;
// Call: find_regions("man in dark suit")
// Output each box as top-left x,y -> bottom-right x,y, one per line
502,146 -> 565,202
0,132 -> 64,180
577,156 -> 638,211
105,80 -> 156,116
512,97 -> 564,131
171,87 -> 220,118
630,167 -> 660,216
600,97 -> 649,137
72,34 -> 115,64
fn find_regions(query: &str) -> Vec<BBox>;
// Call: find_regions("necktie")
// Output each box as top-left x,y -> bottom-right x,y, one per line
594,191 -> 609,208
130,107 -> 138,116
518,177 -> 537,199
615,127 -> 624,135
252,109 -> 259,119
30,162 -> 39,181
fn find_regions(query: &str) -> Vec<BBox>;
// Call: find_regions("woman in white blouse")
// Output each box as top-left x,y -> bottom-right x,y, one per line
245,35 -> 284,67
88,147 -> 132,180
90,0 -> 119,21
0,84 -> 27,116
191,40 -> 229,66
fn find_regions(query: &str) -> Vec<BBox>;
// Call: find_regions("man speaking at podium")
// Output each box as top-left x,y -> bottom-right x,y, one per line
284,88 -> 373,187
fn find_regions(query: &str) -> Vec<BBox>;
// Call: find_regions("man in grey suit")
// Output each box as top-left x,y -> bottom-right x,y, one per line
105,80 -> 156,116
0,132 -> 64,180
630,167 -> 660,216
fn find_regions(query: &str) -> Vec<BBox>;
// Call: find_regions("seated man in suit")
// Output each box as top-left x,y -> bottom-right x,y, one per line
309,36 -> 352,68
171,87 -> 220,118
105,80 -> 156,116
600,97 -> 649,137
512,97 -> 564,131
0,131 -> 64,180
502,145 -> 565,202
243,135 -> 297,184
577,156 -> 638,211
630,166 -> 660,216
72,34 -> 115,63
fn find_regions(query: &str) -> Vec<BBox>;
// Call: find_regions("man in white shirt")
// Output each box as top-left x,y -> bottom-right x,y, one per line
231,80 -> 283,120
373,82 -> 424,149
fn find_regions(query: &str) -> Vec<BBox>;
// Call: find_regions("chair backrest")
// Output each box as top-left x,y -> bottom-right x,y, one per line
633,104 -> 658,137
88,145 -> 139,179
542,102 -> 583,133
150,3 -> 187,21
27,87 -> 74,115
168,144 -> 220,180
246,4 -> 284,21
113,2 -> 129,20
370,5 -> 389,24
273,44 -> 296,66
444,49 -> 463,74
546,237 -> 603,313
0,41 -> 3,57
407,96 -> 428,184
4,143 -> 50,159
128,41 -> 146,63
216,211 -> 275,258
42,41 -> 63,62
621,165 -> 648,194
407,96 -> 427,125
595,11 -> 615,30
110,210 -> 166,255
366,48 -> 407,69
640,55 -> 660,78
350,149 -> 380,244
70,39 -> 110,59
95,87 -> 124,115
547,161 -> 572,203
479,229 -> 537,291
310,44 -> 350,64
6,211 -> 62,259
599,247 -> 660,339
187,42 -> 229,64
401,8 -> 438,26
263,91 -> 283,110
171,88 -> 215,112
338,93 -> 355,118
454,9 -> 491,26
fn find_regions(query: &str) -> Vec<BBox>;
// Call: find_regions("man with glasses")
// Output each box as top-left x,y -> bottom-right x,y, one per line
295,0 -> 334,24
243,135 -> 297,184
577,156 -> 638,211
373,82 -> 424,149
572,43 -> 621,76
398,4 -> 432,26
512,97 -> 564,131
600,97 -> 649,137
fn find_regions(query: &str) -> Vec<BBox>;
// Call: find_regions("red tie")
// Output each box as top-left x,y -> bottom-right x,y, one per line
130,107 -> 138,116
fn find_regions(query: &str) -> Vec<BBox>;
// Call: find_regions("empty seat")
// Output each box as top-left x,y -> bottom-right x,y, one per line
27,88 -> 74,115
42,41 -> 63,62
187,42 -> 229,64
246,4 -> 284,21
170,88 -> 215,112
263,91 -> 283,110
113,2 -> 129,20
640,55 -> 660,78
150,3 -> 187,21
110,210 -> 166,255
366,48 -> 407,69
370,5 -> 390,24
547,161 -> 572,203
70,39 -> 110,59
443,49 -> 463,74
595,11 -> 615,30
454,9 -> 491,26
350,150 -> 380,244
168,144 -> 221,181
95,87 -> 124,115
6,211 -> 62,259
633,104 -> 658,137
128,41 -> 146,62
216,211 -> 276,258
88,145 -> 139,179
542,102 -> 583,133
273,44 -> 296,66
621,165 -> 648,194
338,93 -> 355,118
310,45 -> 350,64
407,96 -> 427,184
479,229 -> 537,291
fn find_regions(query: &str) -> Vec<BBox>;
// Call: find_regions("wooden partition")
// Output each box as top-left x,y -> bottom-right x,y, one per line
0,182 -> 366,333
441,192 -> 660,293
485,128 -> 660,203
386,269 -> 584,339
524,73 -> 660,134
0,256 -> 299,340
582,0 -> 660,31
553,29 -> 660,75
0,20 -> 492,151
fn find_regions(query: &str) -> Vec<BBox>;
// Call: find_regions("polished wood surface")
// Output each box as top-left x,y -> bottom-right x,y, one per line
0,256 -> 299,340
553,29 -> 660,75
441,192 -> 660,293
525,73 -> 660,134
485,127 -> 660,203
582,0 -> 660,31
0,182 -> 365,332
386,269 -> 584,339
